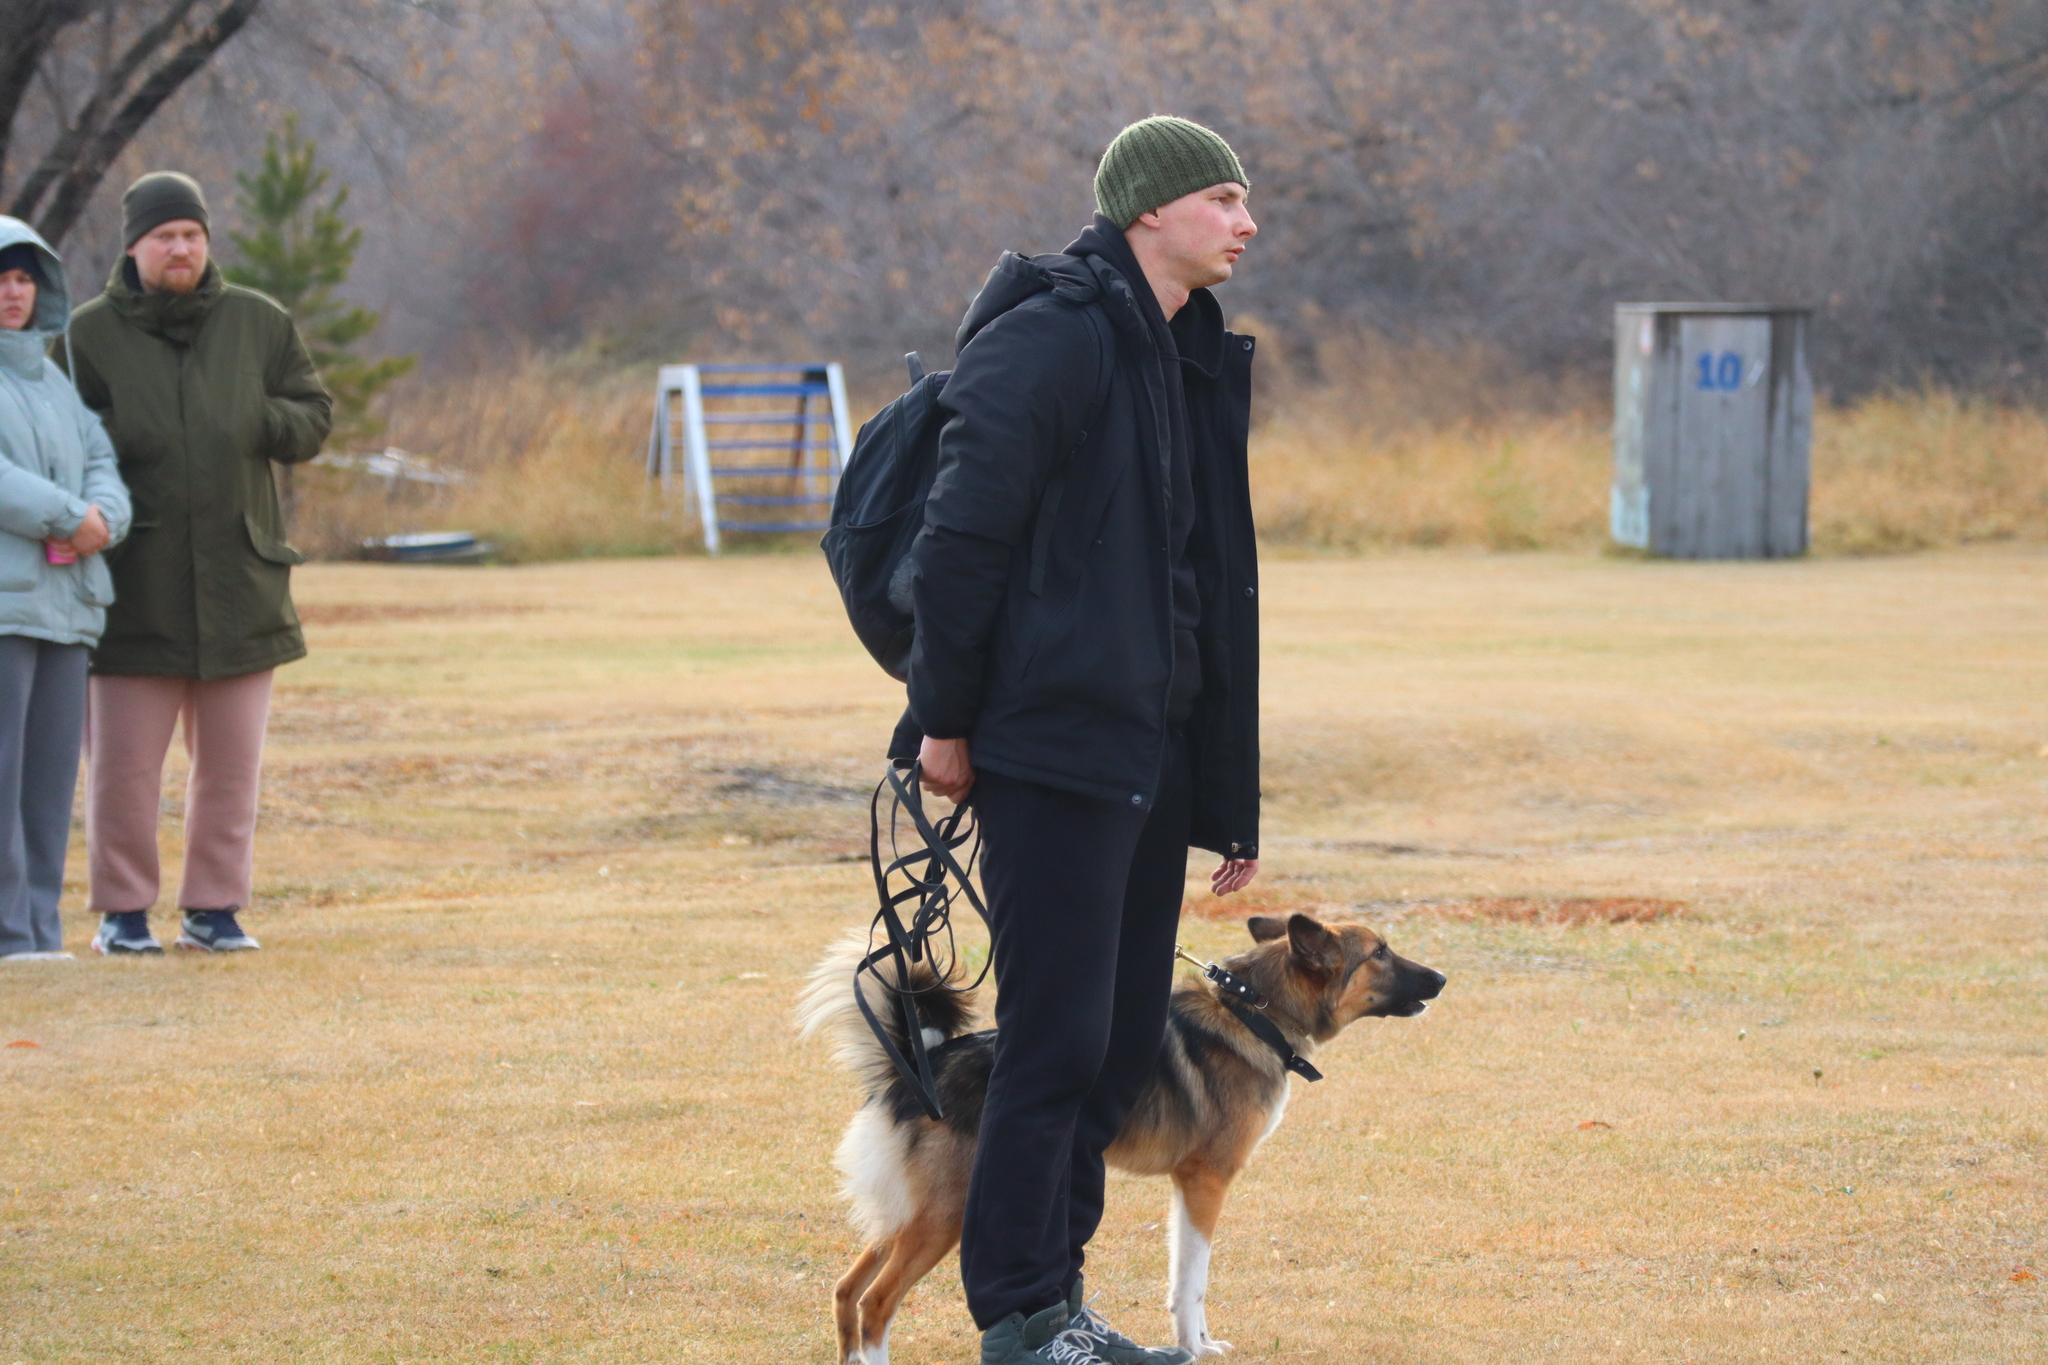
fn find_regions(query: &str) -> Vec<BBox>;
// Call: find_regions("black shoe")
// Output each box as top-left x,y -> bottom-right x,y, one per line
980,1302 -> 1106,1365
1064,1277 -> 1194,1365
176,909 -> 260,953
93,911 -> 162,955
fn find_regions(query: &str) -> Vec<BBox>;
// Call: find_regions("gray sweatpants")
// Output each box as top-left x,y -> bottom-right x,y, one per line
0,635 -> 88,955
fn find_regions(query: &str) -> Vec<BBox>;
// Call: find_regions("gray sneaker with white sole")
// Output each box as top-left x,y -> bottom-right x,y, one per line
93,911 -> 162,955
980,1303 -> 1108,1365
1063,1278 -> 1193,1365
177,910 -> 260,952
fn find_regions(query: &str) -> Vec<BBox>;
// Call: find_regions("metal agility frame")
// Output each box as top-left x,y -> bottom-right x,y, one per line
646,362 -> 855,554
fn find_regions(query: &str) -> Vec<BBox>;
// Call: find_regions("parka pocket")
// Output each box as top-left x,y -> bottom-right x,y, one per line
243,512 -> 307,566
0,531 -> 39,592
1013,580 -> 1085,681
78,555 -> 115,607
242,512 -> 304,634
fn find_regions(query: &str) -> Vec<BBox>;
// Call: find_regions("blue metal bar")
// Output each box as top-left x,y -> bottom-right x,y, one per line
717,494 -> 833,507
700,383 -> 831,397
699,413 -> 832,425
709,466 -> 835,477
714,520 -> 831,533
696,362 -> 831,374
695,363 -> 830,372
706,440 -> 839,451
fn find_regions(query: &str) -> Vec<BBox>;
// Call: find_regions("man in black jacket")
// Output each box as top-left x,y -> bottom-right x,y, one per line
902,116 -> 1261,1365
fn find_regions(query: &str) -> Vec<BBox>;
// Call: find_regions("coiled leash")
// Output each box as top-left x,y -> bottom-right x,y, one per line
855,759 -> 990,1121
1172,945 -> 1323,1082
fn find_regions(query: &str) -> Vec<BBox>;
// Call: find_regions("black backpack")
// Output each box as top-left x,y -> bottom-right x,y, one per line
822,308 -> 1112,680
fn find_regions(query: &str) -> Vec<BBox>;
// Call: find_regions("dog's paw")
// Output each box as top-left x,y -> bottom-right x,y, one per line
1191,1338 -> 1232,1358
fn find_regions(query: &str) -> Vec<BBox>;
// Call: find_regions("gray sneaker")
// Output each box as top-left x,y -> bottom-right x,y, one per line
1064,1277 -> 1193,1365
93,911 -> 162,955
980,1302 -> 1107,1365
176,910 -> 260,953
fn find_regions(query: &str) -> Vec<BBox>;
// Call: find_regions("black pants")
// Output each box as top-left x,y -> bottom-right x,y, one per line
958,735 -> 1192,1329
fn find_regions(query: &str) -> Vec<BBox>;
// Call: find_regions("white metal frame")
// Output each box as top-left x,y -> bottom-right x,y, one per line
646,362 -> 852,556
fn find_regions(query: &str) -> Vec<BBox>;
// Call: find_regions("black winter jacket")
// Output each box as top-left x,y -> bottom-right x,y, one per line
900,217 -> 1260,858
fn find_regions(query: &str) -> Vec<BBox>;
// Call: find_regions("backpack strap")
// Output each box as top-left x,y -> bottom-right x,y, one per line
1029,303 -> 1115,597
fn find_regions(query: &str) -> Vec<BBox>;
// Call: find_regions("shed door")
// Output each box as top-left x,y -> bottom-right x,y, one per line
1672,316 -> 1771,558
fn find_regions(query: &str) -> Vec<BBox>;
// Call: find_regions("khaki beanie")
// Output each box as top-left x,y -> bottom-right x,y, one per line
122,171 -> 210,248
1093,116 -> 1248,229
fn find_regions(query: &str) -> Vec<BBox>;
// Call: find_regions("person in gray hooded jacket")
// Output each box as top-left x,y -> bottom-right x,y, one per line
0,216 -> 130,961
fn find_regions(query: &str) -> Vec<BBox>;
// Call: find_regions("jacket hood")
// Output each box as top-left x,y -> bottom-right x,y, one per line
1062,214 -> 1133,274
0,215 -> 71,338
954,243 -> 1102,356
951,213 -> 1232,379
105,254 -> 225,346
0,216 -> 70,380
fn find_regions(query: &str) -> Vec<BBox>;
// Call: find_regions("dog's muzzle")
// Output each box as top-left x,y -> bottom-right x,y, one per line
1371,964 -> 1447,1017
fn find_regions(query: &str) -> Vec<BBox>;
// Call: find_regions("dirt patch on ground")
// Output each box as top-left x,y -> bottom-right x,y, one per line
1445,896 -> 1687,925
711,767 -> 867,806
1182,882 -> 1351,923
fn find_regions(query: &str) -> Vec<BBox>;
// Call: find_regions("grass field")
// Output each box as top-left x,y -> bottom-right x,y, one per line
4,549 -> 2045,1364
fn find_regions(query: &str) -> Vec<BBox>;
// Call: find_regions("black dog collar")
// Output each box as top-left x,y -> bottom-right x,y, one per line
1174,945 -> 1323,1082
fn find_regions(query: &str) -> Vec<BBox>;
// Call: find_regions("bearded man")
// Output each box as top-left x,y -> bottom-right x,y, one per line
63,171 -> 331,956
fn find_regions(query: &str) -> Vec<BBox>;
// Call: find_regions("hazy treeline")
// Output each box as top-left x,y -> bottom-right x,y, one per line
5,1 -> 2045,394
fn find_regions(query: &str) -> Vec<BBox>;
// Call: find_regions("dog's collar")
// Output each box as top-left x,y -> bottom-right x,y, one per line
1174,945 -> 1323,1083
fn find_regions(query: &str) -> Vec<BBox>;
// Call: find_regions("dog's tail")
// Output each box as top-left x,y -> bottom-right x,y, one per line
795,928 -> 980,1099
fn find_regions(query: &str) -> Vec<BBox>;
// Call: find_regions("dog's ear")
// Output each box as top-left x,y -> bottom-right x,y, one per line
1246,915 -> 1288,943
1285,913 -> 1343,976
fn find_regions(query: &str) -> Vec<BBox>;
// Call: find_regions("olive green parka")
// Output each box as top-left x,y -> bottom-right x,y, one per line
61,258 -> 331,678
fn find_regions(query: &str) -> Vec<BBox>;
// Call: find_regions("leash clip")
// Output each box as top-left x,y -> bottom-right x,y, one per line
1174,943 -> 1268,1010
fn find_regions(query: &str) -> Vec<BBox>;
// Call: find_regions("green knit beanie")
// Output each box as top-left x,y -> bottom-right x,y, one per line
122,171 -> 210,248
1093,116 -> 1248,229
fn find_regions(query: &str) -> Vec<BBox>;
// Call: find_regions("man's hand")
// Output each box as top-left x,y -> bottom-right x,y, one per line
66,506 -> 111,557
918,735 -> 975,803
1211,857 -> 1259,896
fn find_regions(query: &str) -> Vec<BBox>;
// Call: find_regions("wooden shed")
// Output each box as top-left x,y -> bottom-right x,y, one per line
1610,304 -> 1812,558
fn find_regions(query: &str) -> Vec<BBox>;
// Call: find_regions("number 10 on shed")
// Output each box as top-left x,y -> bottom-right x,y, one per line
1610,303 -> 1812,559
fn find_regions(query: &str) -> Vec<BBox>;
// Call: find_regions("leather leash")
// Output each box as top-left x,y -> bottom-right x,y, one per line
854,759 -> 989,1121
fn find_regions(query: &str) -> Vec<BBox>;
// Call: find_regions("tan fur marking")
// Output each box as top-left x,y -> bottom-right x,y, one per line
857,1213 -> 962,1355
834,1238 -> 889,1362
1333,928 -> 1391,1025
1172,1160 -> 1234,1237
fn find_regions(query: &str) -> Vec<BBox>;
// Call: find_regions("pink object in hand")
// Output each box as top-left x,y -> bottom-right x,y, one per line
45,541 -> 76,565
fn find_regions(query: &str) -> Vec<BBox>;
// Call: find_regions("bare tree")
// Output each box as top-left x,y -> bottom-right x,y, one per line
0,1 -> 270,244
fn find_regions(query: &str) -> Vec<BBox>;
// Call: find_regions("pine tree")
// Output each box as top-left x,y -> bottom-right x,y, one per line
225,116 -> 416,449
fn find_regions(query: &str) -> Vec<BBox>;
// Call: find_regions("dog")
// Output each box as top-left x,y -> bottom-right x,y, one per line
797,911 -> 1446,1362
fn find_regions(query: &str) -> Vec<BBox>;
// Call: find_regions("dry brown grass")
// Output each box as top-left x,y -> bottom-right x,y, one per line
300,351 -> 2048,563
1248,407 -> 1609,551
1808,391 -> 2048,554
4,549 -> 2045,1363
1247,343 -> 2048,555
291,355 -> 703,563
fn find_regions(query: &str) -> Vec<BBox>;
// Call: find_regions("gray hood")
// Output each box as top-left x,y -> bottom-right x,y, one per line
0,216 -> 70,378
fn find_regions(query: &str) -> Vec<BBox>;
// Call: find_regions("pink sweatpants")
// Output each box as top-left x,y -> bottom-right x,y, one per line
85,671 -> 274,914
